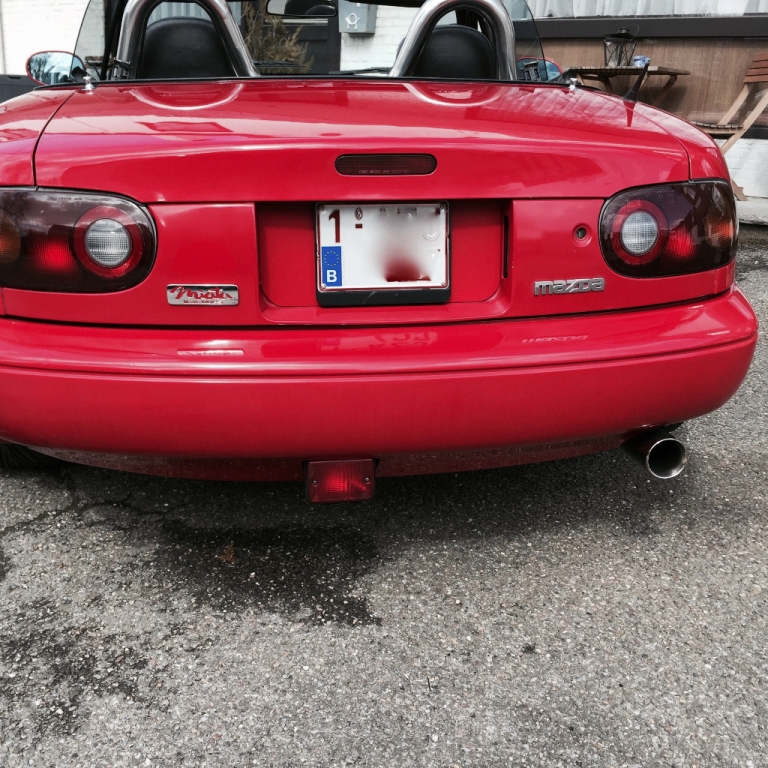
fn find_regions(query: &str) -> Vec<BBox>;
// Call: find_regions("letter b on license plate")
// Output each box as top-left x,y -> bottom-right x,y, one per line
321,246 -> 343,287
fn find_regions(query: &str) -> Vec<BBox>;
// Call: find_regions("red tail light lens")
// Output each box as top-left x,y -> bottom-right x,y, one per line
0,212 -> 21,265
307,459 -> 375,503
600,180 -> 736,277
0,189 -> 156,292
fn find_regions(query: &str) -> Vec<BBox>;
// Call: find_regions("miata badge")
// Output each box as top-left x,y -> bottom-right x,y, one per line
167,285 -> 239,306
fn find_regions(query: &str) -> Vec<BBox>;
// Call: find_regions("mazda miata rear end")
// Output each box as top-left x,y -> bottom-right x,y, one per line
0,0 -> 757,499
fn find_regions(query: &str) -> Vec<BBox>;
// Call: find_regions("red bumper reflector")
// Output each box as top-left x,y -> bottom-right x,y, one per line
307,459 -> 375,503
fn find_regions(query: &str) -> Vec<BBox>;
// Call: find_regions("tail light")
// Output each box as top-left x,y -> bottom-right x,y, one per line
0,189 -> 156,292
600,180 -> 736,277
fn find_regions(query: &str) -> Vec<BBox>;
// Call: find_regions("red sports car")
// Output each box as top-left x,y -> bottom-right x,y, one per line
0,0 -> 757,500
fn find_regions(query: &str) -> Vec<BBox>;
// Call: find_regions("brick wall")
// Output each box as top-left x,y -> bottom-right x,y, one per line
1,0 -> 89,74
341,6 -> 416,71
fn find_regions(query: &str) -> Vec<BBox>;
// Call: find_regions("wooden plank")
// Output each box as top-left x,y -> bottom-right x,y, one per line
752,53 -> 768,62
693,122 -> 742,129
719,84 -> 749,125
738,87 -> 768,133
720,88 -> 768,154
698,126 -> 739,136
745,74 -> 768,83
745,65 -> 768,76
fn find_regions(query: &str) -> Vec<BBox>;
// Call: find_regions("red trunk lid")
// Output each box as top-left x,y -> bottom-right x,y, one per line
5,80 -> 727,328
34,80 -> 689,201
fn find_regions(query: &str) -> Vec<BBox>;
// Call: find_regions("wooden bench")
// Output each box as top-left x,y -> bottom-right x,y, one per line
693,53 -> 768,155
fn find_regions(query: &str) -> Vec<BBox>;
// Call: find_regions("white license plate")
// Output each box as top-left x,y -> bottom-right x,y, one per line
316,203 -> 449,293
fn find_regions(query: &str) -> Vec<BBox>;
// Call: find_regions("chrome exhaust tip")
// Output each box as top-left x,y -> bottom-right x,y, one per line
622,428 -> 687,479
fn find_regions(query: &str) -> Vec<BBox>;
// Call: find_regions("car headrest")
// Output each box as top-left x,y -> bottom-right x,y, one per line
137,17 -> 235,80
412,25 -> 494,80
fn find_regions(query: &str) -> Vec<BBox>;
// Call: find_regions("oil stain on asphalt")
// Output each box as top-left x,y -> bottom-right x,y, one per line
155,521 -> 381,626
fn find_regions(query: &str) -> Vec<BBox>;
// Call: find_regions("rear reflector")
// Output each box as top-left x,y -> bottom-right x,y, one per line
335,154 -> 436,176
307,459 -> 375,503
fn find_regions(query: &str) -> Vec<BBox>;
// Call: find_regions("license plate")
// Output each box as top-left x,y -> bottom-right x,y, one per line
316,202 -> 449,305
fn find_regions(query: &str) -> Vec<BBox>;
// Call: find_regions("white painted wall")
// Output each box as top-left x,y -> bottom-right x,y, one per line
0,0 -> 245,74
725,139 -> 768,199
0,0 -> 89,74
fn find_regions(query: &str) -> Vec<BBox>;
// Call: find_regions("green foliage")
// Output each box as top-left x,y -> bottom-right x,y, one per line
242,0 -> 313,74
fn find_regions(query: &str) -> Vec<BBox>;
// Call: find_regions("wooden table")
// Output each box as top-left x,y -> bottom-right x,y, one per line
561,66 -> 691,107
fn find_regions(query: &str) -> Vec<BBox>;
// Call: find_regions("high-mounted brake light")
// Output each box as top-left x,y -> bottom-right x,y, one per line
0,190 -> 156,292
600,180 -> 736,277
335,154 -> 437,176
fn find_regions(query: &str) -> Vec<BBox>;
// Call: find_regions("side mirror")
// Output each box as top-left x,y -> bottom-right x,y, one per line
26,51 -> 88,86
545,59 -> 563,81
516,57 -> 562,83
266,0 -> 336,17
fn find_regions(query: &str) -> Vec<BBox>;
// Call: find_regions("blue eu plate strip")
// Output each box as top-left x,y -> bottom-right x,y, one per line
321,246 -> 342,287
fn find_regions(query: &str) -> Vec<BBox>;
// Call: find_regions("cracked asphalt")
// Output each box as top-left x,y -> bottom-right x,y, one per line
0,227 -> 766,767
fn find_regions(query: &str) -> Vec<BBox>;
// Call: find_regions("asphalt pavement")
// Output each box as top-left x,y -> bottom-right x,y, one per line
1,227 -> 767,767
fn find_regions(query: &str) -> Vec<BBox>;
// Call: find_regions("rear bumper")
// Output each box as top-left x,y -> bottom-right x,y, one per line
0,288 -> 757,479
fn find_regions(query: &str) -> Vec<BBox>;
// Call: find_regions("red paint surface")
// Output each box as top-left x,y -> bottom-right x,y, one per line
0,89 -> 73,186
0,289 -> 755,475
34,81 -> 691,203
631,100 -> 730,180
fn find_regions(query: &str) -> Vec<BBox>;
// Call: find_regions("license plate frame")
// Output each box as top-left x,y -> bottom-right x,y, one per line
315,202 -> 450,307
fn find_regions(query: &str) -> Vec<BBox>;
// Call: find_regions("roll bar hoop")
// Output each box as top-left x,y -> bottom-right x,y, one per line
114,0 -> 515,82
389,0 -> 517,80
114,0 -> 258,78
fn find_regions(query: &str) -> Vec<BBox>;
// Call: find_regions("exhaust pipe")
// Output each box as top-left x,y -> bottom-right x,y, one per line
622,428 -> 687,479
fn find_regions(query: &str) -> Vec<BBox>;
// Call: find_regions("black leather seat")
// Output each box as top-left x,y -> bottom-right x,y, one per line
413,25 -> 494,80
137,17 -> 235,79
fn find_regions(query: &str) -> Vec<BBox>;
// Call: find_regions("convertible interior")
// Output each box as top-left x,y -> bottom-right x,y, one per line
70,0 -> 552,85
